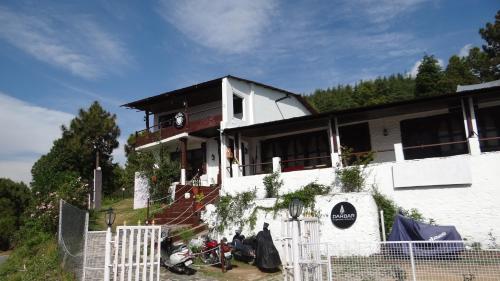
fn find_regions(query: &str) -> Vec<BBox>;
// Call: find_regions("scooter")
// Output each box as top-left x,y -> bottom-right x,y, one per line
160,232 -> 196,275
200,236 -> 233,270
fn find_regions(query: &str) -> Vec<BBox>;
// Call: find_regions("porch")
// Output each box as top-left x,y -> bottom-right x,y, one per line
222,86 -> 500,184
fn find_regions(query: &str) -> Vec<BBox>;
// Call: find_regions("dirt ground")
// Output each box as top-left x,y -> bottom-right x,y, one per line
161,260 -> 282,281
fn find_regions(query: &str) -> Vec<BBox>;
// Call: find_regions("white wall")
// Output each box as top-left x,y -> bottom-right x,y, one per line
133,172 -> 149,209
221,77 -> 311,129
205,138 -> 219,185
214,193 -> 380,258
223,168 -> 336,199
222,151 -> 500,247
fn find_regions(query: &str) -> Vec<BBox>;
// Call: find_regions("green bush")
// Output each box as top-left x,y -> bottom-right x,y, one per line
336,148 -> 373,192
263,172 -> 283,198
0,225 -> 74,281
0,178 -> 30,250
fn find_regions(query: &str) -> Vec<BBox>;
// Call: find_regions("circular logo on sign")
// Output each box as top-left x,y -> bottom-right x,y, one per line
173,112 -> 186,129
330,202 -> 357,229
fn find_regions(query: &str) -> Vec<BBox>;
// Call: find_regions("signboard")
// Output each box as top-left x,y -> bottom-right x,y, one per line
173,112 -> 186,129
330,202 -> 357,229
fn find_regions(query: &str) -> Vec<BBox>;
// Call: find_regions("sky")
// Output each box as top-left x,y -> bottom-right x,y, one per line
0,0 -> 498,184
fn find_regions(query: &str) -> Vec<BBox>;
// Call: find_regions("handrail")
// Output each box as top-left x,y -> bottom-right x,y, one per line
403,140 -> 467,150
280,155 -> 331,164
479,136 -> 500,141
237,161 -> 272,168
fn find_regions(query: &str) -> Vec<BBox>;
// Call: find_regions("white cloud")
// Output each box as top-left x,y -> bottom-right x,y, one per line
459,43 -> 472,57
348,0 -> 430,24
158,0 -> 278,54
0,92 -> 73,183
408,57 -> 444,77
0,6 -> 130,79
113,137 -> 127,166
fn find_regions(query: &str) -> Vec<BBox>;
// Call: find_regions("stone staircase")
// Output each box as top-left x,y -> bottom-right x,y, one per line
154,185 -> 220,241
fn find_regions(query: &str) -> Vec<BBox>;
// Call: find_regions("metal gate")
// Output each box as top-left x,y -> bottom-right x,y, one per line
106,226 -> 162,281
281,217 -> 330,281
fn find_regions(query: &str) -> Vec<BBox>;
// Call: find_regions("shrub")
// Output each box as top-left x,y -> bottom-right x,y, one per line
336,148 -> 373,192
0,178 -> 30,250
263,172 -> 283,198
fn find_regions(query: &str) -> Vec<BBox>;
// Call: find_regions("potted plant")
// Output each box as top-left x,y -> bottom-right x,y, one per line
194,192 -> 205,211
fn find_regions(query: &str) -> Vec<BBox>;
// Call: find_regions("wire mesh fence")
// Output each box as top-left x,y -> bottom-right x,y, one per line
299,241 -> 500,281
58,199 -> 89,281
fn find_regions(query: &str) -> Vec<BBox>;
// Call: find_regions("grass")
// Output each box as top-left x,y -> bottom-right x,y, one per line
90,197 -> 157,231
0,233 -> 75,281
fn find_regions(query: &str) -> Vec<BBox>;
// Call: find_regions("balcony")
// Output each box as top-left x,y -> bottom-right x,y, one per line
135,114 -> 222,148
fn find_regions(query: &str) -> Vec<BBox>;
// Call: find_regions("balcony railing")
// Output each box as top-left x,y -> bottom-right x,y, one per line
135,113 -> 222,147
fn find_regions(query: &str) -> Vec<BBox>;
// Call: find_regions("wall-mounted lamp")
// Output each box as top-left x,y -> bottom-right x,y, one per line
211,154 -> 215,161
383,128 -> 389,136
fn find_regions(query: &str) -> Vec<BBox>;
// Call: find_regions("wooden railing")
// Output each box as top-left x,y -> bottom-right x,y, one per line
135,114 -> 222,147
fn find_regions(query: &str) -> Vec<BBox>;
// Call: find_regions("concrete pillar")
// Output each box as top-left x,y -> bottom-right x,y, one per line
272,157 -> 281,173
291,220 -> 301,281
231,163 -> 240,178
394,143 -> 405,162
468,137 -> 481,155
103,226 -> 112,281
331,152 -> 340,167
93,167 -> 102,209
180,169 -> 186,185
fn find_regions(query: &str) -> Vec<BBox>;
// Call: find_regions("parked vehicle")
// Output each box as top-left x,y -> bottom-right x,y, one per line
160,232 -> 196,275
231,233 -> 257,263
200,236 -> 233,270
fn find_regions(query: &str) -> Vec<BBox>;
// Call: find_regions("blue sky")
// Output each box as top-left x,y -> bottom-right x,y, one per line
0,0 -> 497,183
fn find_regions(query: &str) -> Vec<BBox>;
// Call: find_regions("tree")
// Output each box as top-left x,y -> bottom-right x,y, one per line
415,54 -> 445,97
0,178 -> 30,250
441,55 -> 479,92
479,10 -> 500,79
31,101 -> 121,195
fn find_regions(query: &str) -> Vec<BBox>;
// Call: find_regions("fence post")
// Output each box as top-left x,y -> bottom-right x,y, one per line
408,241 -> 417,281
58,199 -> 63,243
104,226 -> 112,281
82,212 -> 89,281
291,219 -> 301,281
380,210 -> 386,241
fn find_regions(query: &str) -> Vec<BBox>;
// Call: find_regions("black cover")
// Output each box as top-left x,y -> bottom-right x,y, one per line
255,228 -> 281,270
387,214 -> 464,257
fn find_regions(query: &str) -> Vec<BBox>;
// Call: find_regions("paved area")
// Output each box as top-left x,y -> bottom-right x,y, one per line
0,255 -> 8,265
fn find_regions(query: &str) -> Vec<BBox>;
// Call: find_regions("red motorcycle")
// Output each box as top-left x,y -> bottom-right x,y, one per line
200,236 -> 233,270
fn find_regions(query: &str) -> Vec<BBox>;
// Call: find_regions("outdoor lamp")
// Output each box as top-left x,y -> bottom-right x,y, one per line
288,198 -> 304,220
105,208 -> 116,227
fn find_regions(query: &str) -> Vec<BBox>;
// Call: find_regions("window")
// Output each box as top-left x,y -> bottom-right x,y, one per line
477,105 -> 500,152
339,122 -> 372,165
260,130 -> 331,172
233,95 -> 243,119
400,112 -> 467,160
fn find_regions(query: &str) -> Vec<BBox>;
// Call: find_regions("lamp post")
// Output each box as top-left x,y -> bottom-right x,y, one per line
104,208 -> 115,281
288,198 -> 303,281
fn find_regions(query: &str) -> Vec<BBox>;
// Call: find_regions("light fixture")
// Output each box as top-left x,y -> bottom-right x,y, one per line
383,128 -> 389,136
288,198 -> 304,220
105,208 -> 116,227
211,154 -> 215,161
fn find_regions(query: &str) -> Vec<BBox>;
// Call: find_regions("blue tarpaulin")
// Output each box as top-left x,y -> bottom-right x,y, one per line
387,214 -> 464,257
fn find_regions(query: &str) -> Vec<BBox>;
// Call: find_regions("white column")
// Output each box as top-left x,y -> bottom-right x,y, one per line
231,163 -> 241,178
291,220 -> 301,281
272,157 -> 281,173
331,152 -> 340,167
468,97 -> 481,155
103,226 -> 112,281
394,143 -> 405,162
180,169 -> 186,185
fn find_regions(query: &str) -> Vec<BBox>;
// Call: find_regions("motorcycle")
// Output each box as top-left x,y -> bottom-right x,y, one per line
160,232 -> 196,275
231,235 -> 257,263
200,236 -> 233,270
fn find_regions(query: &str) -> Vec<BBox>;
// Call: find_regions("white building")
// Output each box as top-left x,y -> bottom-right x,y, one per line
125,77 -> 500,246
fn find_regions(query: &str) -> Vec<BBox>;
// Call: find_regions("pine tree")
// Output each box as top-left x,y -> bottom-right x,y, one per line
415,55 -> 445,97
479,10 -> 500,79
